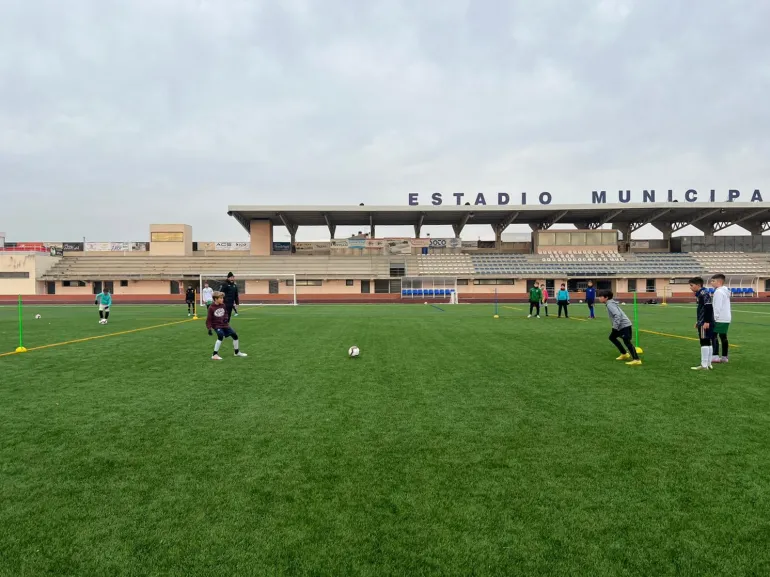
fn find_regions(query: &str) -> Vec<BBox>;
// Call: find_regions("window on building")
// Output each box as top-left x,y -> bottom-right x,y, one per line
473,279 -> 514,285
0,272 -> 30,278
457,279 -> 469,286
646,278 -> 656,293
120,280 -> 129,287
627,279 -> 637,292
287,279 -> 323,286
62,280 -> 87,287
765,279 -> 770,292
345,279 -> 354,287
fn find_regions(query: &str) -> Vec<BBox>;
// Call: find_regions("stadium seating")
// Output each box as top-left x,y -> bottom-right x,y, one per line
414,254 -> 475,276
471,252 -> 705,276
40,251 -> 770,283
690,252 -> 770,275
708,286 -> 756,297
41,255 -> 392,280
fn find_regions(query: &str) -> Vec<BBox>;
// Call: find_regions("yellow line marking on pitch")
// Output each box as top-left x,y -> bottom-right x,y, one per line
0,319 -> 195,358
640,328 -> 741,348
502,306 -> 525,312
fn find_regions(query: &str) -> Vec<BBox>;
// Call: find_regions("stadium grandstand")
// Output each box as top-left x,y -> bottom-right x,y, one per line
2,203 -> 770,305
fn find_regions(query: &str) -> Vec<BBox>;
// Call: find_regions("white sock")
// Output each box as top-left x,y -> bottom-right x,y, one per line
700,346 -> 710,367
233,339 -> 239,352
707,348 -> 713,366
214,340 -> 222,353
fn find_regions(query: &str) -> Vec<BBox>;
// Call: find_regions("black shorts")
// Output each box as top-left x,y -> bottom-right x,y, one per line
610,326 -> 632,340
697,324 -> 715,340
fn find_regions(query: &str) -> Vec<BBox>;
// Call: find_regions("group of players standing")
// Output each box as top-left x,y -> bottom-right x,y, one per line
523,275 -> 732,369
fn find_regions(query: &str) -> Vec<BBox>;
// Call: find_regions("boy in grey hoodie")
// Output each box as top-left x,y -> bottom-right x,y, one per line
598,290 -> 641,365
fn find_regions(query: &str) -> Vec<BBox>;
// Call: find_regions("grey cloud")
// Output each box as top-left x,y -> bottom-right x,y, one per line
0,0 -> 768,242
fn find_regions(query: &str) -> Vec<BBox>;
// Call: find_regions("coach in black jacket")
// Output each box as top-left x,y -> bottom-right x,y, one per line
219,272 -> 240,320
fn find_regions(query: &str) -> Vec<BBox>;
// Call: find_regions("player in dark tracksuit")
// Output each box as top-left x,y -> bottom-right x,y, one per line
219,272 -> 240,320
690,277 -> 715,370
185,286 -> 196,316
585,281 -> 596,319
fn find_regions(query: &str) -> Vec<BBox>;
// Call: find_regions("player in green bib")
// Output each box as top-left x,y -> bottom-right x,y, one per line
528,283 -> 542,318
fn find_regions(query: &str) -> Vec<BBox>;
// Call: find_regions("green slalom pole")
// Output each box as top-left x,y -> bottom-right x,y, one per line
494,288 -> 499,318
633,291 -> 641,354
16,294 -> 27,353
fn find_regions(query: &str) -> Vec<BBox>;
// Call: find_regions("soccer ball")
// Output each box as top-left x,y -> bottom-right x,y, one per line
35,314 -> 41,319
579,300 -> 583,303
348,345 -> 360,358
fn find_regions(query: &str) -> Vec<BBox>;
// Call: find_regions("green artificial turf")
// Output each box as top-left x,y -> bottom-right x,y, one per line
1,302 -> 769,576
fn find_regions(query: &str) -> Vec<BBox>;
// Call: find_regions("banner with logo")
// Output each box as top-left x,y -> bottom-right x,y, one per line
13,242 -> 46,251
348,238 -> 366,249
85,242 -> 111,252
428,238 -> 462,248
330,239 -> 350,251
62,242 -> 84,252
272,242 -> 291,252
630,240 -> 650,249
386,239 -> 411,254
110,242 -> 131,251
131,242 -> 149,252
295,242 -> 330,253
365,239 -> 385,249
461,240 -> 478,250
216,241 -> 250,251
410,238 -> 430,247
197,242 -> 216,251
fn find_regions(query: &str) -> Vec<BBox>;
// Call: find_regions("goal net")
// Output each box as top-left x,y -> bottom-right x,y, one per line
400,276 -> 459,303
199,274 -> 298,306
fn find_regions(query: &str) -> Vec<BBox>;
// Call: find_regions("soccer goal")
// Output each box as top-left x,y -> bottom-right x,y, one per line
400,276 -> 460,303
199,274 -> 298,306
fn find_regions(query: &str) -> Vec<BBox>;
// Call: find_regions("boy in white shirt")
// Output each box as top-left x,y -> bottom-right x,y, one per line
710,274 -> 731,363
201,282 -> 214,309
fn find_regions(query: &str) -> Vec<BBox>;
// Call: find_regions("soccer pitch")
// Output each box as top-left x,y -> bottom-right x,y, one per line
2,302 -> 770,576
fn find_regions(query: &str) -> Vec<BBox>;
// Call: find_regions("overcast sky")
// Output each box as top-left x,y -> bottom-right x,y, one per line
1,0 -> 769,242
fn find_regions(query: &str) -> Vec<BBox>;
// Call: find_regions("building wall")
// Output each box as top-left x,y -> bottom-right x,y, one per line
149,224 -> 193,256
114,280 -> 171,295
249,220 -> 273,256
0,254 -> 37,295
245,279 -> 370,294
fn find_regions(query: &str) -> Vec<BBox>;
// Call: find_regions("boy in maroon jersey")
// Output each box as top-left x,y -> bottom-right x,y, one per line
206,292 -> 248,360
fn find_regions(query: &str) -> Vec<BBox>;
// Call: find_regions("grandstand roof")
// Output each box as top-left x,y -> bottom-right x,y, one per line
228,203 -> 770,234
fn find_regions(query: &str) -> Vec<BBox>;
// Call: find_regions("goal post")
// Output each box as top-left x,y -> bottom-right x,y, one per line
199,274 -> 298,306
400,276 -> 459,303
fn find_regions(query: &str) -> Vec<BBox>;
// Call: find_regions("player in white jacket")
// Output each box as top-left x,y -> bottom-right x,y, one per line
709,274 -> 731,363
201,282 -> 214,309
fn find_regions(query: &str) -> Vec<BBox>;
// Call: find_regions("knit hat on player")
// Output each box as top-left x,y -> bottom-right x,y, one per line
227,272 -> 234,278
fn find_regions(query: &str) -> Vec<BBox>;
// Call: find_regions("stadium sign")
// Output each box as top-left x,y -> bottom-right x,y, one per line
407,189 -> 764,206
